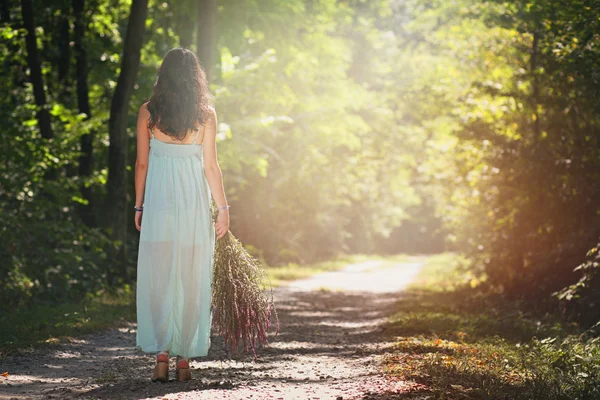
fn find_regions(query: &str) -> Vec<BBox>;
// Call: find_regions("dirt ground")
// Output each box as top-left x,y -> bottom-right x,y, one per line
0,258 -> 426,400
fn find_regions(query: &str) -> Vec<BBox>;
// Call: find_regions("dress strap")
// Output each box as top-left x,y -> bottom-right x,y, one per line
191,123 -> 202,145
149,126 -> 155,139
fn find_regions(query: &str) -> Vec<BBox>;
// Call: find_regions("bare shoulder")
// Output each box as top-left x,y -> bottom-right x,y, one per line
139,102 -> 150,116
206,106 -> 217,124
137,103 -> 151,140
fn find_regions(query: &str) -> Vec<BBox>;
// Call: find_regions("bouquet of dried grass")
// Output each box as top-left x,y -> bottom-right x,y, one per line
210,203 -> 279,356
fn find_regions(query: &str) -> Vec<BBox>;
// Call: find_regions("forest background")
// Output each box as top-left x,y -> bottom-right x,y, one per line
1,0 -> 600,333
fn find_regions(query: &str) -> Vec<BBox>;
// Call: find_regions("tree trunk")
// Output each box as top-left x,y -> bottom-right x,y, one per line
196,0 -> 217,82
73,0 -> 95,226
1,0 -> 11,22
530,30 -> 540,139
20,0 -> 53,139
58,15 -> 70,85
107,0 -> 148,278
176,0 -> 195,48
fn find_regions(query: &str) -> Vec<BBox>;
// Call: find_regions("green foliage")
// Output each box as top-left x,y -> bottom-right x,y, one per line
0,287 -> 135,355
2,0 -> 599,331
385,254 -> 600,400
388,0 -> 600,315
3,1 -> 427,307
214,0 -> 421,261
0,21 -> 113,309
556,243 -> 600,326
0,0 -> 187,308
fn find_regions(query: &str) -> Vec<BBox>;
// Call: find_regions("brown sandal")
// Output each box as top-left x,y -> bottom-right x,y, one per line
151,352 -> 169,382
175,358 -> 191,382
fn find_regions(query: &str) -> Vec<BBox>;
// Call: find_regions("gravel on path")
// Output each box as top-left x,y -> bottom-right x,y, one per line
0,258 -> 426,400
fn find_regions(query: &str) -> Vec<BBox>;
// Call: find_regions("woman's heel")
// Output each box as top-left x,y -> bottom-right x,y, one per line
151,352 -> 169,382
175,358 -> 191,382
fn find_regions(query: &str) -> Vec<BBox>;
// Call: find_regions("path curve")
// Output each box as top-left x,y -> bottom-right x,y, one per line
0,257 -> 425,400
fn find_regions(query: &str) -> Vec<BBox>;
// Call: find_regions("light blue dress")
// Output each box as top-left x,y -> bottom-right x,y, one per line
136,124 -> 215,358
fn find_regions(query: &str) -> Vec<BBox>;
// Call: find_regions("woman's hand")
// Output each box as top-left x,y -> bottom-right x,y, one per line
215,210 -> 229,239
134,211 -> 143,231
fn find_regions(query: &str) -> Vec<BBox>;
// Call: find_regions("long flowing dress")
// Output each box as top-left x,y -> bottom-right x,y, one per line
136,124 -> 215,358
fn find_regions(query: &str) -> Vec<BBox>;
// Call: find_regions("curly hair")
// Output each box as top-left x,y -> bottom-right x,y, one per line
147,48 -> 213,140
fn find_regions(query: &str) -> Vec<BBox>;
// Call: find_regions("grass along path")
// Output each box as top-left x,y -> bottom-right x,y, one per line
382,254 -> 600,399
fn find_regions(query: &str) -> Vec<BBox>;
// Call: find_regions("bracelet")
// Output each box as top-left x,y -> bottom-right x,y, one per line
133,205 -> 144,212
217,204 -> 230,211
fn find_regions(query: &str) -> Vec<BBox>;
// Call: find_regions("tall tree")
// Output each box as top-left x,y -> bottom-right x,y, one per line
175,0 -> 196,48
107,0 -> 149,275
57,15 -> 70,85
196,0 -> 217,82
20,0 -> 53,139
73,0 -> 95,226
1,0 -> 11,22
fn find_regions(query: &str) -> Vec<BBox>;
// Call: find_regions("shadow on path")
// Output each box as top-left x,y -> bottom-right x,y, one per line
0,258 -> 426,400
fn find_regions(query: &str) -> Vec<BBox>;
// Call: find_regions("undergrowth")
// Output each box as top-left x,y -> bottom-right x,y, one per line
383,254 -> 600,400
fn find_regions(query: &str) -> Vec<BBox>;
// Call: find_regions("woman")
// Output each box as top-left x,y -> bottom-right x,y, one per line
133,48 -> 229,382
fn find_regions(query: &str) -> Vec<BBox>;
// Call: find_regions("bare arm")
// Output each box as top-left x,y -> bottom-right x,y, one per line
202,108 -> 229,238
134,103 -> 151,230
202,108 -> 227,208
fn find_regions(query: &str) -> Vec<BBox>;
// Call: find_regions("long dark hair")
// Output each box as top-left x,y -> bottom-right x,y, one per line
147,48 -> 213,140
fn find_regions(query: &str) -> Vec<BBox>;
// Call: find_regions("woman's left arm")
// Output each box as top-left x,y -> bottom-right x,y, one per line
134,103 -> 151,231
203,108 -> 229,239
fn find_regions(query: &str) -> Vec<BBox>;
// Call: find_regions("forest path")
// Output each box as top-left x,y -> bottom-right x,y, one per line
0,257 -> 426,400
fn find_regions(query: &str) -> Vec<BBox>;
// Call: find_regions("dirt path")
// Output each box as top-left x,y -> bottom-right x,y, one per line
0,258 -> 426,400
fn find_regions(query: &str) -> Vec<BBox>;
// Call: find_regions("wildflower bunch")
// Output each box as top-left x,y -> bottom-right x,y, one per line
211,203 -> 279,355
